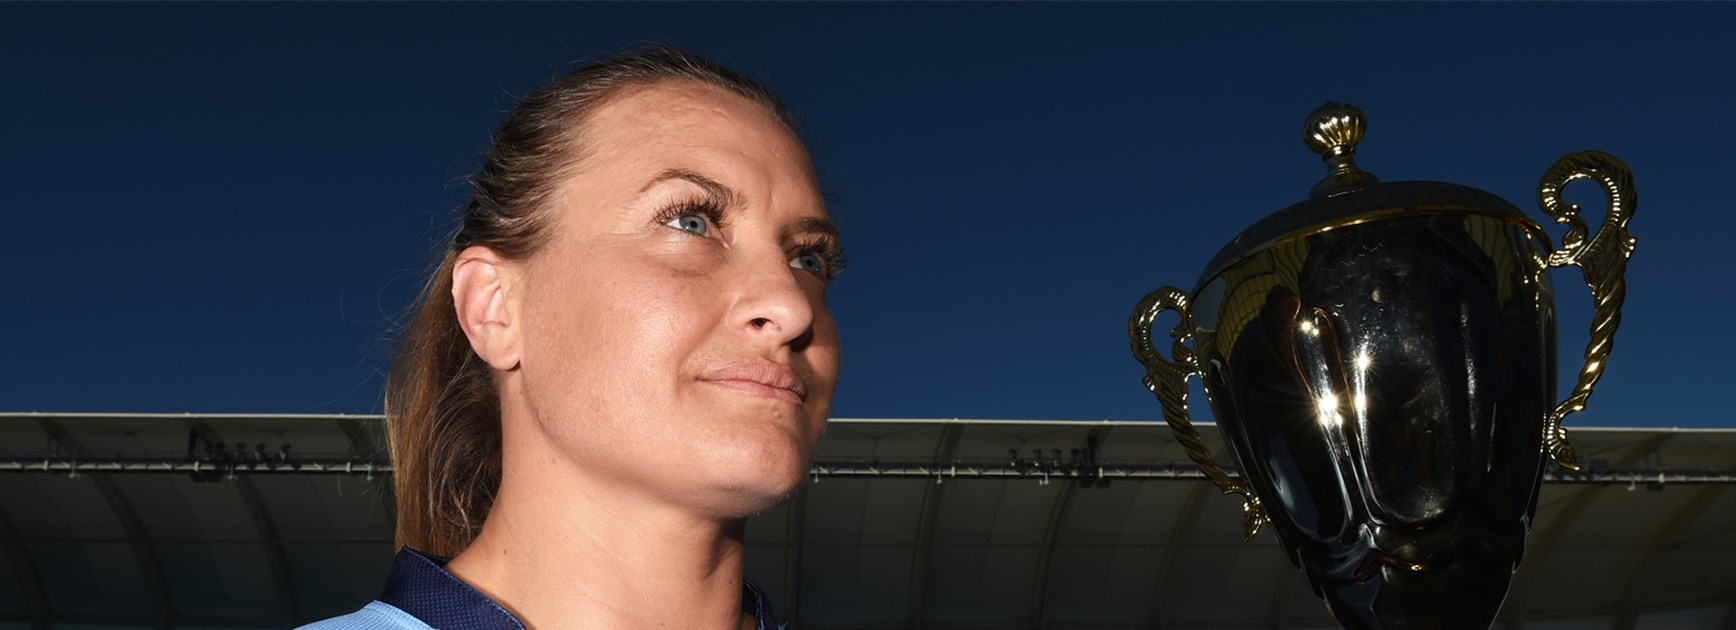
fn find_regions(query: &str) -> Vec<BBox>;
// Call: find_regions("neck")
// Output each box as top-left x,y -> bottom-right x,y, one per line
445,427 -> 753,630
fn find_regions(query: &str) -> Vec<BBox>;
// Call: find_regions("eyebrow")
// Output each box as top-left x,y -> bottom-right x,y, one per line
640,168 -> 743,209
782,215 -> 841,244
642,168 -> 839,242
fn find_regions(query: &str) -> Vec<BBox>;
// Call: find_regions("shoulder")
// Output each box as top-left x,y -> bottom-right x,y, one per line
297,601 -> 434,630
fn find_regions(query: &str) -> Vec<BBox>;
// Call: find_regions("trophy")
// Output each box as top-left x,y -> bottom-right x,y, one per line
1129,103 -> 1636,629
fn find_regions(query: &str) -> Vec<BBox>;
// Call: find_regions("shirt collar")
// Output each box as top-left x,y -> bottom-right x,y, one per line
380,547 -> 779,630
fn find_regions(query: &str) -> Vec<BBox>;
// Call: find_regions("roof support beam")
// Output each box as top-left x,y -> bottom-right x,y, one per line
0,499 -> 49,630
1032,426 -> 1111,628
1504,433 -> 1673,629
1612,484 -> 1728,630
1266,554 -> 1297,630
35,417 -> 175,630
336,416 -> 397,529
907,423 -> 964,628
1153,479 -> 1217,629
1505,493 -> 1600,630
185,418 -> 302,624
781,484 -> 806,626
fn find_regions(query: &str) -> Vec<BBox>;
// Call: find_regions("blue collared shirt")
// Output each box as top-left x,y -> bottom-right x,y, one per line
299,547 -> 780,630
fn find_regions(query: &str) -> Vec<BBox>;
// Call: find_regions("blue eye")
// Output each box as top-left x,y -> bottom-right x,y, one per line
791,253 -> 825,275
666,214 -> 710,236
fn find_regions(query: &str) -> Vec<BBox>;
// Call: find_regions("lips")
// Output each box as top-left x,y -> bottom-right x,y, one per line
699,362 -> 808,404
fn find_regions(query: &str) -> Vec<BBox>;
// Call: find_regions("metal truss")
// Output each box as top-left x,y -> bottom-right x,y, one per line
6,456 -> 1736,485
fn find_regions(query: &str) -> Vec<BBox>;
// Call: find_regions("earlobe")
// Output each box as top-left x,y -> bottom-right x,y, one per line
451,246 -> 522,371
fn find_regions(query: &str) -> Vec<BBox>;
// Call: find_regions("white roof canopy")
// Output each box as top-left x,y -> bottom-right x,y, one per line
2,414 -> 1733,629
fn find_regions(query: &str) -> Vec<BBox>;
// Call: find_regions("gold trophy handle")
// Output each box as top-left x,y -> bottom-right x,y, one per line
1130,287 -> 1268,539
1536,151 -> 1638,471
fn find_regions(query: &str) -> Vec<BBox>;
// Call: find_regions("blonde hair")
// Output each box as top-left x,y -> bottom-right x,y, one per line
386,45 -> 798,556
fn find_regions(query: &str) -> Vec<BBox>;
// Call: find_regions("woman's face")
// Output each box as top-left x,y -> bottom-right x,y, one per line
510,81 -> 840,517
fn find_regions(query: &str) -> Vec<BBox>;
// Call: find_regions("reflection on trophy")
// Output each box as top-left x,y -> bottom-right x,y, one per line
1129,103 -> 1637,629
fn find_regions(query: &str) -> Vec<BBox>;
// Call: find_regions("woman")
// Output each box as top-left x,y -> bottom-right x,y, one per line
303,45 -> 843,629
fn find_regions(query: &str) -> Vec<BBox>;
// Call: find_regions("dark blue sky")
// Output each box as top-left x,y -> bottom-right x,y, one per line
4,3 -> 1732,428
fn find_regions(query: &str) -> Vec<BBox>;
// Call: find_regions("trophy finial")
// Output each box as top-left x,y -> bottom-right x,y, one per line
1304,102 -> 1378,198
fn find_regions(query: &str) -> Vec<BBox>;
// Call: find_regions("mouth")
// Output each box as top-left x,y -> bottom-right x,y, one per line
699,361 -> 808,404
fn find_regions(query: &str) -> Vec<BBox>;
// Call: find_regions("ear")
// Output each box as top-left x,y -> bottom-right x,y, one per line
451,246 -> 522,371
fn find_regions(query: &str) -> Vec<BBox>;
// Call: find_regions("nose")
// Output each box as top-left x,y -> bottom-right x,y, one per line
732,253 -> 817,352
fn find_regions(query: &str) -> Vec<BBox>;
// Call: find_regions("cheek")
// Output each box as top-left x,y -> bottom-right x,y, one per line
799,308 -> 842,435
809,299 -> 842,381
519,261 -> 723,424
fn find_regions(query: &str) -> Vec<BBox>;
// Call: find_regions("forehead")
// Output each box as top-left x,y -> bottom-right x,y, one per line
576,81 -> 816,193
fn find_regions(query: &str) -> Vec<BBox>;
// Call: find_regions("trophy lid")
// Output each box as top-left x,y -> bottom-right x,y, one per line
1195,103 -> 1546,290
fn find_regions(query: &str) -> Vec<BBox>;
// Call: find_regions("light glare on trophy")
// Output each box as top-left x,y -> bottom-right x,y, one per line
1129,103 -> 1636,629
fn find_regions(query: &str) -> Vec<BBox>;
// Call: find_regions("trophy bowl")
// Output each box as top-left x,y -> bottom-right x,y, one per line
1130,103 -> 1636,629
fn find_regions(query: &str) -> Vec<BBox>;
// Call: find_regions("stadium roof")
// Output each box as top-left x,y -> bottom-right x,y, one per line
2,413 -> 1733,629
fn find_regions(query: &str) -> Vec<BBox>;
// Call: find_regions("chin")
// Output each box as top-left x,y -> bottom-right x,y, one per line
690,425 -> 816,518
692,467 -> 807,520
